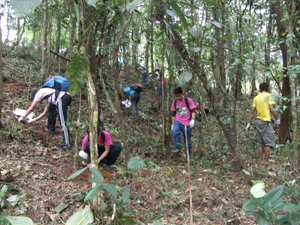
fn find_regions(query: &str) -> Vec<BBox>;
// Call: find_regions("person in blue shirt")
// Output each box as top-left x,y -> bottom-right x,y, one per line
123,85 -> 141,118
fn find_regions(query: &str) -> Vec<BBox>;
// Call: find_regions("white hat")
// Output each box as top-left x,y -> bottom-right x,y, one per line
79,150 -> 88,160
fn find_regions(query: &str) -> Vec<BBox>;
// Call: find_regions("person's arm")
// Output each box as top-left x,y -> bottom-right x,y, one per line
246,107 -> 256,131
98,145 -> 110,162
34,103 -> 51,121
22,101 -> 39,118
191,110 -> 196,120
172,111 -> 176,125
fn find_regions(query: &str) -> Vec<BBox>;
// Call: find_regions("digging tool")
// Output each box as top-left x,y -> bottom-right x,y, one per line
185,125 -> 193,224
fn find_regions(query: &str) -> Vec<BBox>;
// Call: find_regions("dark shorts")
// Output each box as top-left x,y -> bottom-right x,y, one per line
256,119 -> 275,148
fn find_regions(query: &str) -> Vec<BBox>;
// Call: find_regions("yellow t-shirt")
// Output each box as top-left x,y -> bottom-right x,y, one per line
252,92 -> 275,122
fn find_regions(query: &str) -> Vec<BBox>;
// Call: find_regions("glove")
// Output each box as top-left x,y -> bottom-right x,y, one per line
18,117 -> 24,123
28,118 -> 36,123
276,119 -> 280,125
246,123 -> 251,131
155,87 -> 157,90
189,119 -> 195,128
171,125 -> 174,130
98,159 -> 101,164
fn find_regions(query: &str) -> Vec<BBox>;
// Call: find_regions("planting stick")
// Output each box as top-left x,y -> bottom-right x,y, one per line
185,125 -> 193,224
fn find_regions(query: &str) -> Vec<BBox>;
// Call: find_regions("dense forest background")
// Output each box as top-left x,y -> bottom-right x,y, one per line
0,0 -> 299,224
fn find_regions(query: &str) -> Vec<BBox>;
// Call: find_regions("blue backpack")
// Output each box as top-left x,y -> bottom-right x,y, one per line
42,76 -> 70,99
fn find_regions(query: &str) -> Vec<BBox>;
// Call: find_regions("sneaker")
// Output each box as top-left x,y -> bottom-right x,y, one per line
45,128 -> 55,135
57,145 -> 70,150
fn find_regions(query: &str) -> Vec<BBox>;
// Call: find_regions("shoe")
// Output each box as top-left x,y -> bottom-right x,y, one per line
45,128 -> 55,135
172,149 -> 180,153
57,145 -> 70,150
109,164 -> 117,167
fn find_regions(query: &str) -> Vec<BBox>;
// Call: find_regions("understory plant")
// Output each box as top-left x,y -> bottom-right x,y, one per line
242,181 -> 300,224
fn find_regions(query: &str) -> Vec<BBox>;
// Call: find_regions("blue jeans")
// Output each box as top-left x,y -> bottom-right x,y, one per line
143,72 -> 148,84
172,121 -> 192,156
158,84 -> 166,99
86,142 -> 121,165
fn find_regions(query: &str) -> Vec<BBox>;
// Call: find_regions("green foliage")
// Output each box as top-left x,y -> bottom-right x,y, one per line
67,54 -> 89,97
54,203 -> 69,213
0,215 -> 34,225
243,182 -> 300,224
128,156 -> 146,171
67,167 -> 88,180
65,205 -> 94,225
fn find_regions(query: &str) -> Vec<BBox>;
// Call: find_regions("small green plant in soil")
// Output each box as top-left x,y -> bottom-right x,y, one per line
242,180 -> 300,224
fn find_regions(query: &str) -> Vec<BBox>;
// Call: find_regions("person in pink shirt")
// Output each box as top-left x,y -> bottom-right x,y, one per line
18,88 -> 72,150
171,87 -> 196,156
81,127 -> 121,166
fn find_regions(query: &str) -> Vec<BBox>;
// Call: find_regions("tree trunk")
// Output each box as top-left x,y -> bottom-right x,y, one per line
286,1 -> 298,162
111,13 -> 132,169
272,2 -> 291,144
145,22 -> 149,73
150,6 -> 154,75
68,5 -> 76,59
56,0 -> 61,55
0,15 -> 3,128
41,0 -> 48,79
161,31 -> 166,152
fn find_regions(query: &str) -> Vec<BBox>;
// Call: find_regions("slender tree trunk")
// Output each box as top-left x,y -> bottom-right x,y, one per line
150,6 -> 154,75
68,7 -> 76,59
31,26 -> 37,48
5,7 -> 10,43
41,0 -> 48,79
56,0 -> 61,55
272,2 -> 291,144
287,1 -> 298,162
145,22 -> 149,73
161,31 -> 166,151
0,16 -> 3,128
47,15 -> 52,74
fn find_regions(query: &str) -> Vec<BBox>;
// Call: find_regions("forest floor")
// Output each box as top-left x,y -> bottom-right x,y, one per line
1,48 -> 300,225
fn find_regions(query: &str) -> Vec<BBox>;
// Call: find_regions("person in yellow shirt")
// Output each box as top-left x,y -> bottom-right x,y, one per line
247,83 -> 280,165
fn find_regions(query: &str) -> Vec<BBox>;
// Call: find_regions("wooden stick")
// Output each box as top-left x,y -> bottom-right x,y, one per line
74,93 -> 82,170
185,125 -> 193,224
49,50 -> 71,61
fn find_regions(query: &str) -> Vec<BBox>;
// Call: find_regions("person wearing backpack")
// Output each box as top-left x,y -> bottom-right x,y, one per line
80,126 -> 121,167
18,76 -> 72,151
130,84 -> 142,118
171,87 -> 196,156
122,86 -> 134,108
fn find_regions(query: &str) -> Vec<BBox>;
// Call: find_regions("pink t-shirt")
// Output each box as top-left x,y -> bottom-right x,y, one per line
172,97 -> 196,126
81,131 -> 113,150
33,88 -> 69,105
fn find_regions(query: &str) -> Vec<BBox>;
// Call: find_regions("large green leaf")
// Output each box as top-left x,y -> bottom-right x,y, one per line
211,21 -> 221,28
84,185 -> 103,202
250,194 -> 263,207
1,185 -> 8,198
242,201 -> 256,211
55,203 -> 69,213
67,54 -> 90,96
128,157 -> 145,171
89,167 -> 104,185
271,198 -> 285,211
103,184 -> 118,197
0,216 -> 12,225
123,186 -> 130,203
166,9 -> 177,18
258,217 -> 269,225
168,1 -> 188,29
66,205 -> 94,225
114,214 -> 137,225
263,185 -> 284,209
251,183 -> 266,198
67,167 -> 88,180
10,0 -> 42,17
245,210 -> 264,218
0,216 -> 34,225
283,203 -> 300,212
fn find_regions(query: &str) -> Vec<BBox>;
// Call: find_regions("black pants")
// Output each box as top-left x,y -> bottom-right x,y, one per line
131,92 -> 140,117
47,104 -> 57,132
57,94 -> 72,147
86,142 -> 121,165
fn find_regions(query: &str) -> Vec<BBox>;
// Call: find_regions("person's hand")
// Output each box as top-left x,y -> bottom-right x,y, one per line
18,117 -> 24,123
276,119 -> 280,125
171,125 -> 174,131
189,119 -> 195,128
28,118 -> 36,123
155,87 -> 157,90
98,159 -> 101,164
246,123 -> 251,131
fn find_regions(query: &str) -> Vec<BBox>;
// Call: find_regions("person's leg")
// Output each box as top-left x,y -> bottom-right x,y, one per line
258,145 -> 264,163
57,94 -> 72,149
106,144 -> 122,165
136,95 -> 140,117
158,85 -> 162,99
47,104 -> 57,134
183,126 -> 192,156
172,121 -> 183,152
131,98 -> 137,117
264,146 -> 271,163
125,91 -> 130,101
85,142 -> 91,156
